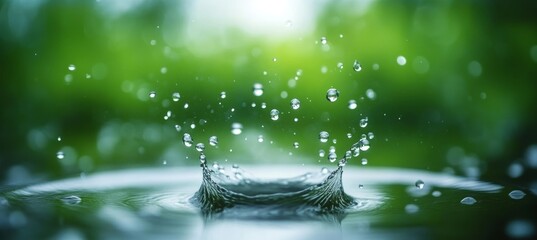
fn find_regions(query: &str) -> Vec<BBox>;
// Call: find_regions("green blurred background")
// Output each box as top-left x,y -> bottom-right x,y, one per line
1,0 -> 537,189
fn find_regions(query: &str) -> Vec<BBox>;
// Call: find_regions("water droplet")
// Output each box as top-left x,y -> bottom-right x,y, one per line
149,91 -> 157,99
415,180 -> 425,189
321,167 -> 329,174
509,190 -> 526,200
329,146 -> 336,153
57,151 -> 65,160
174,124 -> 182,132
361,158 -> 368,165
220,91 -> 226,99
397,55 -> 407,66
460,196 -> 477,205
432,191 -> 442,197
253,83 -> 264,96
270,109 -> 280,120
57,137 -> 62,142
68,64 -> 76,71
328,152 -> 337,162
366,89 -> 376,100
290,98 -> 301,110
172,92 -> 180,102
326,88 -> 340,102
368,132 -> 375,139
231,123 -> 243,135
272,57 -> 277,62
338,158 -> 347,167
359,117 -> 369,128
405,204 -> 419,214
182,133 -> 193,147
353,148 -> 360,157
212,162 -> 220,169
293,118 -> 299,122
348,100 -> 357,110
184,103 -> 189,109
190,123 -> 195,129
199,153 -> 206,163
358,138 -> 370,151
261,102 -> 267,109
195,143 -> 205,152
320,37 -> 327,45
160,67 -> 167,74
358,184 -> 364,189
319,131 -> 329,143
337,62 -> 344,70
257,135 -> 264,143
61,195 -> 81,205
319,149 -> 325,157
293,142 -> 299,148
234,172 -> 244,180
209,136 -> 218,146
347,133 -> 352,139
353,60 -> 362,72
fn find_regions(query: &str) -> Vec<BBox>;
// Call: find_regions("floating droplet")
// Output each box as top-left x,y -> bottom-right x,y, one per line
326,88 -> 340,102
338,158 -> 347,167
293,142 -> 299,148
405,204 -> 419,214
368,132 -> 375,139
195,143 -> 205,152
61,195 -> 81,205
209,136 -> 218,146
337,62 -> 344,70
253,83 -> 264,96
319,131 -> 329,143
319,149 -> 325,157
328,152 -> 337,162
347,133 -> 352,139
360,117 -> 368,128
353,60 -> 362,72
182,133 -> 193,147
172,92 -> 180,102
320,37 -> 327,45
199,153 -> 206,163
509,190 -> 526,200
57,151 -> 65,160
231,123 -> 243,135
366,89 -> 376,100
397,55 -> 407,66
348,100 -> 357,110
432,191 -> 442,197
415,180 -> 425,189
68,64 -> 76,71
149,91 -> 157,99
57,137 -> 62,142
358,138 -> 370,151
174,124 -> 181,132
220,91 -> 226,99
460,196 -> 477,205
361,158 -> 368,165
257,135 -> 264,143
270,109 -> 280,120
321,167 -> 329,174
290,98 -> 301,110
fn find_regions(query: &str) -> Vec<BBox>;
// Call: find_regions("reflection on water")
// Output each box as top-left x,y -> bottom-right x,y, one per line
2,165 -> 532,240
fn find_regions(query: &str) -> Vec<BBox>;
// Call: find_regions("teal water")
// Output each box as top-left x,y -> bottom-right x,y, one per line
2,165 -> 533,240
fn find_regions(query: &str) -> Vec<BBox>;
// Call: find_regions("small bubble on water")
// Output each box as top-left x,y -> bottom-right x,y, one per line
320,37 -> 327,45
270,109 -> 280,120
257,135 -> 264,143
235,172 -> 244,180
319,149 -> 326,157
290,98 -> 301,110
460,196 -> 477,205
348,100 -> 357,110
149,91 -> 157,99
361,158 -> 368,165
337,62 -> 344,70
319,131 -> 329,143
432,191 -> 442,197
328,152 -> 337,162
172,92 -> 180,102
209,136 -> 218,146
293,142 -> 300,148
220,91 -> 226,99
508,190 -> 526,200
253,83 -> 264,96
353,60 -> 362,72
61,195 -> 81,205
326,88 -> 340,102
231,123 -> 243,135
68,64 -> 76,71
405,204 -> 419,214
397,55 -> 407,66
182,133 -> 193,147
199,153 -> 206,164
321,167 -> 329,174
368,132 -> 375,139
366,89 -> 376,100
212,162 -> 220,169
415,180 -> 425,189
57,151 -> 65,160
360,117 -> 369,128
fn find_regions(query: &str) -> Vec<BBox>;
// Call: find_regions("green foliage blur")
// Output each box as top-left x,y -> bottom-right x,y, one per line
1,0 -> 537,184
